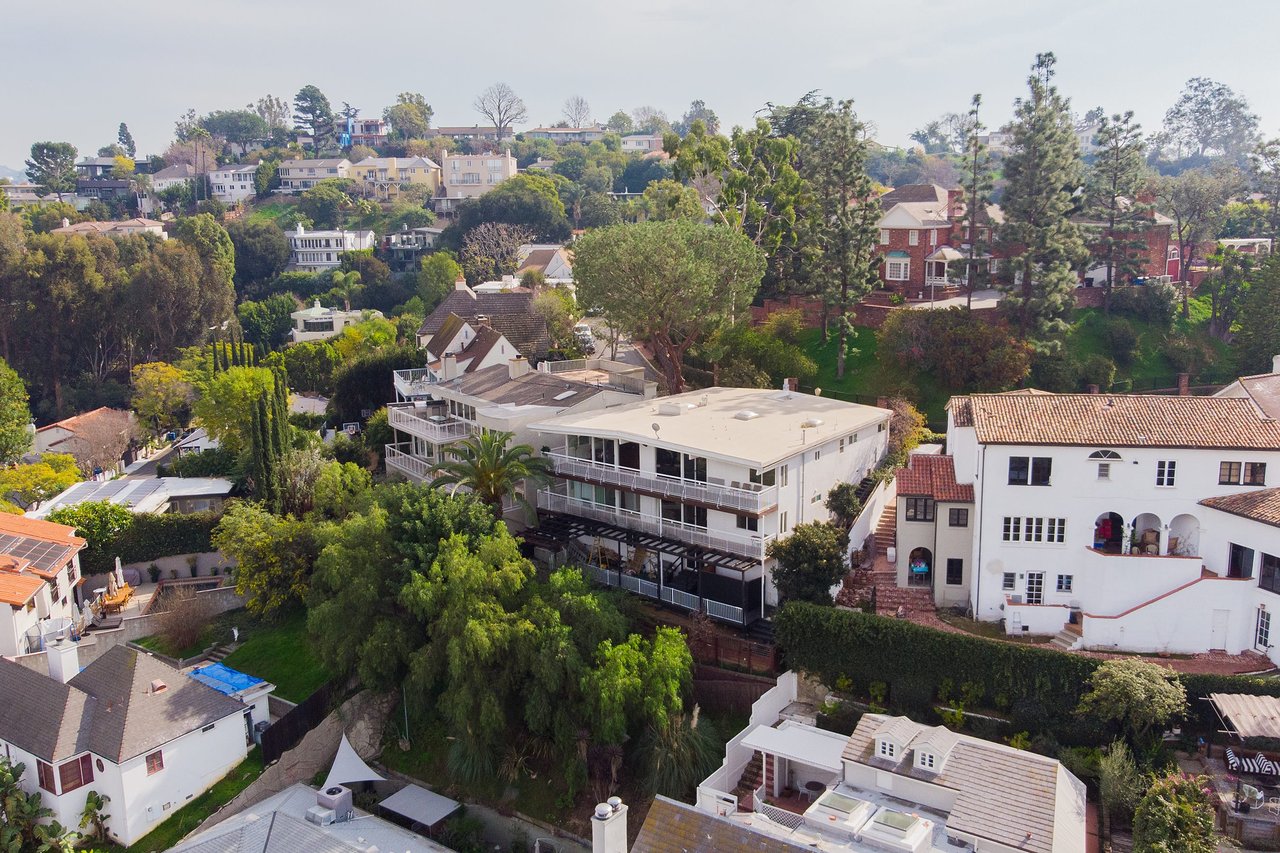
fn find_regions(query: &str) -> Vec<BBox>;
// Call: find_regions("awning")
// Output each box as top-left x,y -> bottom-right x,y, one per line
379,784 -> 460,829
886,250 -> 910,258
1210,693 -> 1280,739
926,246 -> 965,262
741,723 -> 844,773
323,733 -> 385,790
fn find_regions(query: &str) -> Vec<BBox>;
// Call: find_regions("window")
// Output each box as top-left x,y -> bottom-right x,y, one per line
946,559 -> 964,585
1002,573 -> 1016,591
145,751 -> 164,775
779,465 -> 789,487
879,229 -> 890,245
1097,463 -> 1111,480
1156,461 -> 1176,487
1229,543 -> 1256,579
1002,516 -> 1021,541
908,229 -> 919,246
780,512 -> 789,533
930,229 -> 938,246
1025,572 -> 1044,605
1258,608 -> 1272,650
748,468 -> 776,487
736,514 -> 759,532
918,751 -> 936,769
1009,456 -> 1052,485
948,508 -> 968,527
57,755 -> 93,793
1056,574 -> 1073,593
1260,553 -> 1280,595
886,259 -> 910,280
37,760 -> 56,793
1220,461 -> 1243,485
1025,516 -> 1044,542
1031,457 -> 1052,485
1008,456 -> 1029,485
878,740 -> 897,759
1246,462 -> 1268,486
904,498 -> 935,522
813,449 -> 821,461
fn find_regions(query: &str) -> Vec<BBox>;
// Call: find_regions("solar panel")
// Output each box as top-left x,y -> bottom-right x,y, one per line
0,534 -> 73,573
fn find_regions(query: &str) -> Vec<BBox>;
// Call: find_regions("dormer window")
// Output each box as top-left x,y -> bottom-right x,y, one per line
877,739 -> 897,759
916,750 -> 937,771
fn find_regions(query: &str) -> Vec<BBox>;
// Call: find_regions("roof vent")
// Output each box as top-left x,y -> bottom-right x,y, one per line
150,679 -> 168,694
734,410 -> 760,421
801,418 -> 824,428
657,402 -> 690,416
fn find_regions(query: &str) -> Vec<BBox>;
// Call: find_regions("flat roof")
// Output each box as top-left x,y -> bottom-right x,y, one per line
741,721 -> 846,773
379,784 -> 460,828
532,387 -> 890,468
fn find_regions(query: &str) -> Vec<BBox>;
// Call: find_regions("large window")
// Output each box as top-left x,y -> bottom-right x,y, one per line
1009,456 -> 1052,485
1220,461 -> 1243,485
1258,608 -> 1272,651
1246,462 -> 1268,486
886,259 -> 910,280
1260,553 -> 1280,595
1003,517 -> 1065,543
946,559 -> 964,585
1229,543 -> 1256,579
1002,573 -> 1016,591
57,755 -> 93,793
1156,461 -> 1176,487
748,467 -> 776,487
145,751 -> 164,776
36,761 -> 56,793
948,508 -> 969,527
904,498 -> 934,522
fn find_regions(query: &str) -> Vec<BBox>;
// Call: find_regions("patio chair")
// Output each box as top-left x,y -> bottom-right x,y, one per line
1268,797 -> 1280,816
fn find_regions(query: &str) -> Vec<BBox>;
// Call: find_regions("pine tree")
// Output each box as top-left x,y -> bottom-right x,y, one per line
117,123 -> 136,159
958,94 -> 995,309
801,99 -> 881,379
1085,111 -> 1150,311
1232,256 -> 1280,375
999,53 -> 1087,345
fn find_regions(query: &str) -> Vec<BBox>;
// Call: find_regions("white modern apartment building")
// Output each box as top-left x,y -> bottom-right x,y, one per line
530,387 -> 891,625
674,672 -> 1086,853
275,158 -> 352,193
435,151 -> 518,214
287,224 -> 376,271
208,164 -> 258,204
893,389 -> 1280,659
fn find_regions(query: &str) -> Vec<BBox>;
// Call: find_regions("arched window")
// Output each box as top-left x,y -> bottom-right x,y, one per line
1088,450 -> 1121,460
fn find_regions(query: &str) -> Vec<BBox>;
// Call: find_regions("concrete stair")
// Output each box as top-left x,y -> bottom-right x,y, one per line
1049,623 -> 1083,651
873,500 -> 897,555
205,644 -> 231,663
732,753 -> 770,811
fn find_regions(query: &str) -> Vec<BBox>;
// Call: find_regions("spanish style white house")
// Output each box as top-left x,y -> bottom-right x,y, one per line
0,515 -> 85,657
0,644 -> 271,847
909,390 -> 1280,657
208,164 -> 258,205
529,388 -> 891,625
679,672 -> 1086,853
287,225 -> 376,271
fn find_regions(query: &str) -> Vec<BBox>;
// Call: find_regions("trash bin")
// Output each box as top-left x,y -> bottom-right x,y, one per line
253,720 -> 271,746
886,546 -> 897,564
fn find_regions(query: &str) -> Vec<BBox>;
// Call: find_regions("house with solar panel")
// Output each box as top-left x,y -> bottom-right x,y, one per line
0,514 -> 86,656
0,643 -> 273,846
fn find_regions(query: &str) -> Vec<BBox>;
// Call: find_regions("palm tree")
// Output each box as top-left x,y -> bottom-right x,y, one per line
429,430 -> 551,517
329,270 -> 363,311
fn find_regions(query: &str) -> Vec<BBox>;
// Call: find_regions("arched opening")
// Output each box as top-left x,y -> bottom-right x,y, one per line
1093,512 -> 1124,554
908,547 -> 932,587
1169,514 -> 1200,556
1132,513 -> 1162,555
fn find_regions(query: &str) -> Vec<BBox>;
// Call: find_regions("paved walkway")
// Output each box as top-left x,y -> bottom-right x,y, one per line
904,288 -> 1003,310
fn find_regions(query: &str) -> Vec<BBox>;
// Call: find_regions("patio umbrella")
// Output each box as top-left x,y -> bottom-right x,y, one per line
106,572 -> 118,597
114,557 -> 126,589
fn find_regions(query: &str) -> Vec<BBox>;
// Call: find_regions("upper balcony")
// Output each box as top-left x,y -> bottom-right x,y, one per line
393,367 -> 438,399
544,452 -> 777,515
387,403 -> 472,444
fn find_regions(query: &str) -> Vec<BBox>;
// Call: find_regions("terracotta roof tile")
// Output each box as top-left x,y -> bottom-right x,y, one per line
895,454 -> 973,502
1200,488 -> 1280,528
967,392 -> 1280,449
0,572 -> 44,606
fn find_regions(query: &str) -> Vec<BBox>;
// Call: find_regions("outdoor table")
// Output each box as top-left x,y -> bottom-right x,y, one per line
804,781 -> 826,803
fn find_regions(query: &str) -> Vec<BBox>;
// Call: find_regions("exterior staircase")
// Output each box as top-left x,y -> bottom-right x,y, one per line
731,752 -> 771,811
205,643 -> 231,663
873,500 -> 897,557
1049,622 -> 1083,651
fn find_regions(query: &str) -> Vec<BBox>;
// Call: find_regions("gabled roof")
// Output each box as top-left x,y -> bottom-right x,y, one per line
879,184 -> 948,205
1200,488 -> 1280,528
151,164 -> 196,180
419,287 -> 549,359
962,392 -> 1280,449
0,572 -> 45,606
0,514 -> 85,576
0,657 -> 91,760
633,796 -> 811,853
457,325 -> 509,371
895,454 -> 973,503
425,313 -> 468,358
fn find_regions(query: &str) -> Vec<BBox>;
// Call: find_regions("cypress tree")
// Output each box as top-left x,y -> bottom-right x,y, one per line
249,393 -> 271,502
270,370 -> 289,461
999,53 -> 1087,346
1085,111 -> 1151,311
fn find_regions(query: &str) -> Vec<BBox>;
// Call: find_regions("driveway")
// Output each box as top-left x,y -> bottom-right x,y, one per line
905,288 -> 1003,310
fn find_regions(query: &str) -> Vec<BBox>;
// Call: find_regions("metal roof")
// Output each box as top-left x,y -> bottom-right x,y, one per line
1210,693 -> 1280,739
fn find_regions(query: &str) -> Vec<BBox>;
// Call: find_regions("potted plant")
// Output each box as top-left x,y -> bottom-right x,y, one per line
187,556 -> 199,578
147,564 -> 161,584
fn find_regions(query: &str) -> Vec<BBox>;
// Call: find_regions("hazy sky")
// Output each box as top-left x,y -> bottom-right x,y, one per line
4,0 -> 1279,170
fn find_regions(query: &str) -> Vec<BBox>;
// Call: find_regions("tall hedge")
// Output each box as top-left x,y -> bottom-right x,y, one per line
774,602 -> 1280,741
80,511 -> 221,574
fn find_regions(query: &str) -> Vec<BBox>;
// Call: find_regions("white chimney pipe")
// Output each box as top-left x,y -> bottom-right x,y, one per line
1272,354 -> 1280,375
442,354 -> 458,382
591,797 -> 627,853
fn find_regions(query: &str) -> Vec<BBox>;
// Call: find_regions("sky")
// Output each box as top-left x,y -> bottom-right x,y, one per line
3,0 -> 1279,171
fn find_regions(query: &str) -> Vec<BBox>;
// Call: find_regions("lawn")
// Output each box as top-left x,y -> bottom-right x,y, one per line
220,610 -> 330,703
123,748 -> 264,853
240,199 -> 297,227
133,632 -> 211,661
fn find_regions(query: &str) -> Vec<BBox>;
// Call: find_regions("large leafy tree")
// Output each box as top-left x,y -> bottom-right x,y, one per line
802,99 -> 881,378
213,500 -> 319,617
226,220 -> 290,290
574,219 -> 764,392
0,358 -> 32,464
0,453 -> 81,513
416,251 -> 463,309
237,293 -> 297,351
1232,256 -> 1280,374
1155,166 -> 1239,315
1075,658 -> 1186,743
454,173 -> 571,243
171,212 -> 236,296
767,522 -> 849,605
674,100 -> 720,136
1084,111 -> 1151,309
201,109 -> 269,154
1200,248 -> 1252,341
1252,137 -> 1280,242
293,84 -> 335,155
130,361 -> 193,437
459,222 -> 534,285
999,53 -> 1087,345
429,430 -> 551,515
473,82 -> 527,140
384,92 -> 433,140
878,308 -> 1032,394
192,365 -> 276,453
47,500 -> 134,555
25,141 -> 78,201
1162,77 -> 1259,162
129,239 -> 226,361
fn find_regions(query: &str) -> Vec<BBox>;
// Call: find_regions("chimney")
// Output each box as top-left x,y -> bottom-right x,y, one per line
1177,373 -> 1190,396
455,276 -> 469,291
508,356 -> 530,380
1087,384 -> 1100,395
442,354 -> 458,381
46,637 -> 80,684
783,377 -> 799,392
1273,354 -> 1280,375
591,797 -> 627,853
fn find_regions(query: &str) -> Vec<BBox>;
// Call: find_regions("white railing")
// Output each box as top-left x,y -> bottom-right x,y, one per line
393,367 -> 437,398
704,598 -> 745,624
387,405 -> 472,443
583,564 -> 620,587
662,587 -> 701,611
545,453 -> 777,513
537,489 -> 771,560
620,574 -> 659,599
539,358 -> 652,395
385,443 -> 432,482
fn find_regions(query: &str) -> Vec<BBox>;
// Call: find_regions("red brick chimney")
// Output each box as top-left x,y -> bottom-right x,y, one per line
1177,373 -> 1191,396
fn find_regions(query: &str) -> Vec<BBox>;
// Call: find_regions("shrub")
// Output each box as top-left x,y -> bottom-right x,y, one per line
1098,317 -> 1138,366
1076,353 -> 1116,391
160,446 -> 239,479
79,511 -> 221,574
155,587 -> 215,655
1111,280 -> 1177,328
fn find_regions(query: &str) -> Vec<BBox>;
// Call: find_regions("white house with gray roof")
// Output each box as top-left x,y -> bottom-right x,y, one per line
0,644 -> 270,846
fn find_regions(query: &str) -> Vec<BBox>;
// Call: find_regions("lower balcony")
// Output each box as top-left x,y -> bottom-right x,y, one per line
385,442 -> 432,483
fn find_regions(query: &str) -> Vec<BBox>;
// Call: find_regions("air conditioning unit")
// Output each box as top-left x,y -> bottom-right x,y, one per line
305,806 -> 336,826
317,785 -> 353,820
1010,594 -> 1023,604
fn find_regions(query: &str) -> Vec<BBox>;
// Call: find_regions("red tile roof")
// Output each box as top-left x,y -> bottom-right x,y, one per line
0,573 -> 44,606
895,454 -> 974,502
1200,488 -> 1280,528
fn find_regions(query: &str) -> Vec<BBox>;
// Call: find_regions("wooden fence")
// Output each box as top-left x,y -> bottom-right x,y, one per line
687,634 -> 779,677
261,680 -> 341,765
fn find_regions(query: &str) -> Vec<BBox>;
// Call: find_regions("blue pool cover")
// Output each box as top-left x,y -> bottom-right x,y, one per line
188,662 -> 265,695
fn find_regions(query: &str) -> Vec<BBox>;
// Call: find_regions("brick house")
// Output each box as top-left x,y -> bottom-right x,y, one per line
1076,197 -> 1178,288
874,184 -> 1003,299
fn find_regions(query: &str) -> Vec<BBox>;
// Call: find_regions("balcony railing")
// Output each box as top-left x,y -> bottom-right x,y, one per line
545,453 -> 777,514
579,564 -> 742,622
393,367 -> 438,398
538,488 -> 772,560
385,443 -> 432,482
620,573 -> 659,599
388,405 -> 472,444
661,587 -> 701,611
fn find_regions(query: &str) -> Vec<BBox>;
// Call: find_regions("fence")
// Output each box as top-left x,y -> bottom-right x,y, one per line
261,679 -> 342,765
688,633 -> 780,676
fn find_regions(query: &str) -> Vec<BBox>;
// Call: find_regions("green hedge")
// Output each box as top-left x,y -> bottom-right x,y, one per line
81,511 -> 221,575
775,602 -> 1280,742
